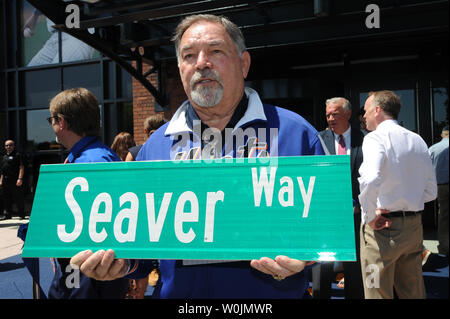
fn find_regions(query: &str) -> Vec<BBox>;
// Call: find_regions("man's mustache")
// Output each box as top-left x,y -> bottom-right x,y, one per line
190,69 -> 223,88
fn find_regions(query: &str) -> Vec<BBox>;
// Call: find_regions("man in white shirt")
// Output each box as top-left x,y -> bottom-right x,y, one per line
358,90 -> 437,299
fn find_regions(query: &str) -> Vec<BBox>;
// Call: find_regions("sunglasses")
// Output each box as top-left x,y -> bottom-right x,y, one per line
46,115 -> 60,125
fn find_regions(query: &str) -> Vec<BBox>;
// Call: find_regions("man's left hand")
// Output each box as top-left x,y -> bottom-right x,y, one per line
250,256 -> 306,280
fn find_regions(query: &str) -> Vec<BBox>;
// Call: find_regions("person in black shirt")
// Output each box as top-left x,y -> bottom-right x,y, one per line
0,140 -> 25,219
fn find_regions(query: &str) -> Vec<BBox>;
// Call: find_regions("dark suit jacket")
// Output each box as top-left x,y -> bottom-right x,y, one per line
318,127 -> 366,206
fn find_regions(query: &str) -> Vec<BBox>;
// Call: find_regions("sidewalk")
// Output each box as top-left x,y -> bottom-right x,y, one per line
1,217 -> 448,299
0,217 -> 29,260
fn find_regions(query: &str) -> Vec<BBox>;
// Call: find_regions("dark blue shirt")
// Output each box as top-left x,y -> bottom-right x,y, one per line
48,136 -> 128,299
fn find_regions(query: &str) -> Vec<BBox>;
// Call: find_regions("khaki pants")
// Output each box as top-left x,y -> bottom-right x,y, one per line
360,214 -> 425,299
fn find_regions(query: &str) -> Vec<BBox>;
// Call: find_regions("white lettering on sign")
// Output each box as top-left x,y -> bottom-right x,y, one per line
204,191 -> 224,242
58,177 -> 87,243
252,167 -> 277,207
113,192 -> 139,243
146,192 -> 172,242
175,191 -> 199,243
251,167 -> 316,218
59,178 -> 225,244
89,192 -> 112,243
278,176 -> 294,207
297,176 -> 316,218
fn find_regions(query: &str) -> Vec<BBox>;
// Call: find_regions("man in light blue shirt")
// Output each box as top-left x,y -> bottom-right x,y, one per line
429,125 -> 449,256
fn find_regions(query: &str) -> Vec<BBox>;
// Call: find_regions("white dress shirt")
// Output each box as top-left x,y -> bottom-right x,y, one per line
358,120 -> 437,224
333,126 -> 351,155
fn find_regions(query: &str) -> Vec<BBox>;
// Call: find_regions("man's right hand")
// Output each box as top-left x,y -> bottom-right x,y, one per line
70,249 -> 129,281
368,209 -> 392,230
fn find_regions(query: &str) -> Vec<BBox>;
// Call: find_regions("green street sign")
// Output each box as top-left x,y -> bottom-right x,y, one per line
22,155 -> 356,261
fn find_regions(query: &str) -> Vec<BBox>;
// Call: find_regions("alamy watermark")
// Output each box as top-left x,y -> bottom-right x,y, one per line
65,3 -> 80,29
65,264 -> 80,289
365,264 -> 380,289
169,120 -> 279,166
365,4 -> 380,29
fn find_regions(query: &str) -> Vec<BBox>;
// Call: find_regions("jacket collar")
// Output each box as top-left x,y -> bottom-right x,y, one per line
164,87 -> 267,136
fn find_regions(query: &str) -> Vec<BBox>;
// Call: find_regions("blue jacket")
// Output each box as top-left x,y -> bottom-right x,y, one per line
132,88 -> 324,298
48,136 -> 129,299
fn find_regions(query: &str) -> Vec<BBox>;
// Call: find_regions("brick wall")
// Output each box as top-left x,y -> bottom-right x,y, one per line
132,61 -> 186,145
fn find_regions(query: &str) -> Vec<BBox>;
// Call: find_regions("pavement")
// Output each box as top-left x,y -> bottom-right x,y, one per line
0,216 -> 448,299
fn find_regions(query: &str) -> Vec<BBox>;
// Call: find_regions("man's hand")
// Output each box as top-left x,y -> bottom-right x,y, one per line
250,256 -> 306,280
70,249 -> 129,281
368,209 -> 392,230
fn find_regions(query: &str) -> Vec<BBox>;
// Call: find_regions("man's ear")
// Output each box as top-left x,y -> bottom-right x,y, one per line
58,116 -> 67,130
241,51 -> 251,79
375,105 -> 381,115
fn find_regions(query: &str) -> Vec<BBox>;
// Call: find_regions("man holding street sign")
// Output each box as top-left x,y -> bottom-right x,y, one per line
69,14 -> 326,298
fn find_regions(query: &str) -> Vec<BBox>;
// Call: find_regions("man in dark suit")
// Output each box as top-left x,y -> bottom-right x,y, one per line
312,97 -> 366,299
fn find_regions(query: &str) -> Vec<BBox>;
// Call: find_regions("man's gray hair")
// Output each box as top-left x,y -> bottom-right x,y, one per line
326,97 -> 352,113
171,14 -> 246,63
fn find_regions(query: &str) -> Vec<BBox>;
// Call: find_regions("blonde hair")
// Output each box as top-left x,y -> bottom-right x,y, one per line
368,90 -> 402,120
49,88 -> 100,137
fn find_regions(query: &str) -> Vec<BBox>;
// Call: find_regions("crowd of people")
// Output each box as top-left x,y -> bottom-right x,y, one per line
0,13 -> 448,299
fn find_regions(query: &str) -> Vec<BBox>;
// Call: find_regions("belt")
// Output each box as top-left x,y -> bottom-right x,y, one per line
383,211 -> 420,218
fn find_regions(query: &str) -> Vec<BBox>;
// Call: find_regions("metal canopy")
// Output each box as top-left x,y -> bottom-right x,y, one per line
26,0 -> 449,107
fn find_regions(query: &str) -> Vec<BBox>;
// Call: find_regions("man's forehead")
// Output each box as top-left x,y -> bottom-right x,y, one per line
365,95 -> 374,107
181,39 -> 226,51
326,103 -> 344,112
180,21 -> 230,47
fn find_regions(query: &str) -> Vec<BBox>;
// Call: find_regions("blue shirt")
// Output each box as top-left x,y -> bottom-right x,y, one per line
48,136 -> 128,299
66,136 -> 120,163
429,137 -> 449,184
132,88 -> 324,298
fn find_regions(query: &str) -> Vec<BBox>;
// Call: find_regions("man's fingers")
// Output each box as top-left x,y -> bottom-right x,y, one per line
251,256 -> 306,279
79,249 -> 105,278
109,258 -> 129,279
275,256 -> 306,274
70,249 -> 127,281
251,257 -> 286,277
70,249 -> 93,267
250,258 -> 274,276
95,249 -> 115,280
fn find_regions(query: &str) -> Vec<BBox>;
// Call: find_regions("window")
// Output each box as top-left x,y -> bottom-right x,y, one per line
359,89 -> 417,132
25,109 -> 60,152
63,64 -> 101,98
20,68 -> 61,106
